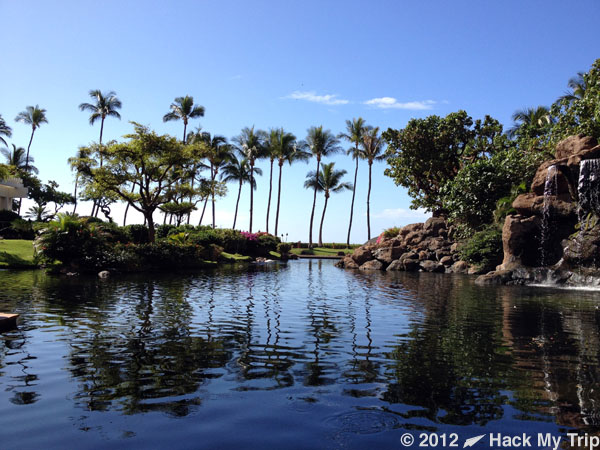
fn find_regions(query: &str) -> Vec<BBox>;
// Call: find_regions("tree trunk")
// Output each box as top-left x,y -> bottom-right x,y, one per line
233,180 -> 242,229
72,173 -> 79,214
249,158 -> 254,233
123,183 -> 135,226
19,128 -> 36,215
308,158 -> 320,248
211,170 -> 217,229
187,170 -> 195,224
346,155 -> 359,248
319,193 -> 329,247
367,162 -> 372,240
266,158 -> 274,233
275,161 -> 283,237
199,197 -> 208,225
146,211 -> 156,243
182,120 -> 187,144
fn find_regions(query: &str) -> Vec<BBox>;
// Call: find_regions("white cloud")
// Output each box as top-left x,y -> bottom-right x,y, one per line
364,97 -> 436,110
284,91 -> 349,106
373,208 -> 430,221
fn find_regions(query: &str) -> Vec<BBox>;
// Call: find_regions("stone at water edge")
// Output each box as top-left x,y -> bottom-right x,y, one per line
420,260 -> 445,273
351,246 -> 373,265
450,260 -> 469,273
359,259 -> 384,271
475,270 -> 514,285
98,271 -> 110,279
386,260 -> 403,271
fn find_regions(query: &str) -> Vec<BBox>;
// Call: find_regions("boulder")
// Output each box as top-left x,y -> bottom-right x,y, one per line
404,230 -> 425,246
440,255 -> 454,266
500,214 -> 541,270
512,193 -> 576,218
402,259 -> 421,271
98,270 -> 110,279
352,246 -> 373,265
359,259 -> 383,271
373,245 -> 405,264
398,222 -> 424,237
339,255 -> 359,269
450,260 -> 469,273
475,270 -> 514,285
420,260 -> 445,273
400,251 -> 419,261
423,217 -> 447,236
386,260 -> 403,271
567,144 -> 600,167
555,135 -> 597,160
530,161 -> 572,197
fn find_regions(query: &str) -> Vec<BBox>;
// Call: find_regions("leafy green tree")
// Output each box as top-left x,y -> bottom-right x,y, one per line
273,130 -> 310,237
304,162 -> 352,247
28,180 -> 75,220
1,144 -> 38,174
383,111 -> 475,212
68,147 -> 95,214
507,106 -> 553,152
89,123 -> 201,242
301,126 -> 342,247
360,126 -> 385,240
551,59 -> 600,141
338,117 -> 367,247
0,114 -> 12,146
233,126 -> 265,232
221,156 -> 262,229
163,96 -> 205,144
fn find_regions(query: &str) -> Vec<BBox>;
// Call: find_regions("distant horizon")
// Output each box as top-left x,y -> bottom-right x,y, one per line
1,0 -> 598,243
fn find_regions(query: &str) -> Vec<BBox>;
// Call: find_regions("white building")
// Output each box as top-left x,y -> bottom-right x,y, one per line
0,177 -> 28,211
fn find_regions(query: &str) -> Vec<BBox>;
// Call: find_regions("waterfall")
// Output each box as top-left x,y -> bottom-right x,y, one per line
540,165 -> 558,266
578,159 -> 600,219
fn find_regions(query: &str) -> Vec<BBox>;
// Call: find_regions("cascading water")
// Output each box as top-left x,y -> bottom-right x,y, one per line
540,165 -> 558,267
576,159 -> 600,266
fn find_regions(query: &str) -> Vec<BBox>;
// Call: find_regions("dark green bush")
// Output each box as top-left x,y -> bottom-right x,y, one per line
459,225 -> 503,272
156,224 -> 177,239
122,224 -> 150,244
277,242 -> 292,255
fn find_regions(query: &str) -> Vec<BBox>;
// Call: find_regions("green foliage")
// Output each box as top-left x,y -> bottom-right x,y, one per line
493,182 -> 528,225
459,225 -> 503,271
110,242 -> 220,272
122,224 -> 150,244
551,58 -> 600,142
277,242 -> 292,255
383,226 -> 402,239
442,148 -> 545,229
383,111 -> 508,212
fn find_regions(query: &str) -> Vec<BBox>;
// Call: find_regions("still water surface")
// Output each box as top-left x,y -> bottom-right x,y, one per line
1,260 -> 599,449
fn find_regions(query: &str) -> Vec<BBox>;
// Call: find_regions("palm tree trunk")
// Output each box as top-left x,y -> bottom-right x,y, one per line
319,194 -> 329,247
266,158 -> 274,233
346,155 -> 359,248
308,158 -> 320,248
199,197 -> 208,225
367,162 -> 372,240
187,171 -> 196,224
19,128 -> 35,215
275,161 -> 283,237
122,183 -> 136,226
211,171 -> 216,229
182,120 -> 187,144
233,180 -> 242,229
72,173 -> 79,214
249,158 -> 255,233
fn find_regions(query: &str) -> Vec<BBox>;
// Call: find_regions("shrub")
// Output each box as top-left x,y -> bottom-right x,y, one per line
277,242 -> 292,255
214,228 -> 247,254
156,224 -> 177,239
459,225 -> 503,272
110,241 -> 219,271
122,224 -> 150,244
0,210 -> 19,223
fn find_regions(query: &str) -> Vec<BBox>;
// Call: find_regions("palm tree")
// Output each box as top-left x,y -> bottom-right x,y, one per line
360,127 -> 385,240
508,106 -> 552,138
15,105 -> 47,173
304,162 -> 352,247
273,130 -> 310,237
163,96 -> 205,144
0,114 -> 12,147
338,117 -> 367,247
67,146 -> 94,214
559,72 -> 586,104
233,126 -> 266,232
79,89 -> 122,151
302,126 -> 342,247
1,144 -> 38,174
221,156 -> 262,229
193,132 -> 229,227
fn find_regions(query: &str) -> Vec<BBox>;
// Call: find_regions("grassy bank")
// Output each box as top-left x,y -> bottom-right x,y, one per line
290,247 -> 354,257
0,240 -> 36,268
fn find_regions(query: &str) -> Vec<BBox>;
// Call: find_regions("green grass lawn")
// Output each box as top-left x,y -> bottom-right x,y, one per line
0,239 -> 36,268
289,247 -> 354,257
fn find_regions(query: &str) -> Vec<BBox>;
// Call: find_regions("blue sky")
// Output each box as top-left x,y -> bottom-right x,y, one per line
1,0 -> 598,243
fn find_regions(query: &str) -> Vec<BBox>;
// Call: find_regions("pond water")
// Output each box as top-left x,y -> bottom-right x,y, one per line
1,260 -> 599,449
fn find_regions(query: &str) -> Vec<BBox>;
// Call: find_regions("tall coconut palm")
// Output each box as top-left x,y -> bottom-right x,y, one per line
273,131 -> 310,237
193,132 -> 229,227
163,96 -> 205,144
559,72 -> 587,104
0,114 -> 12,147
15,105 -> 47,173
508,106 -> 552,138
304,162 -> 352,247
67,146 -> 94,214
221,156 -> 262,229
338,117 -> 367,247
1,144 -> 38,174
360,127 -> 385,240
79,89 -> 122,151
233,126 -> 266,232
302,126 -> 342,247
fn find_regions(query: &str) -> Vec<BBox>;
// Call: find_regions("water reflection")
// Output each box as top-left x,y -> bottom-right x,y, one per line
1,263 -> 600,447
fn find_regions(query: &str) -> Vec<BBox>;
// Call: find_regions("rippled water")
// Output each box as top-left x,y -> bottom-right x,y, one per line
1,260 -> 600,449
